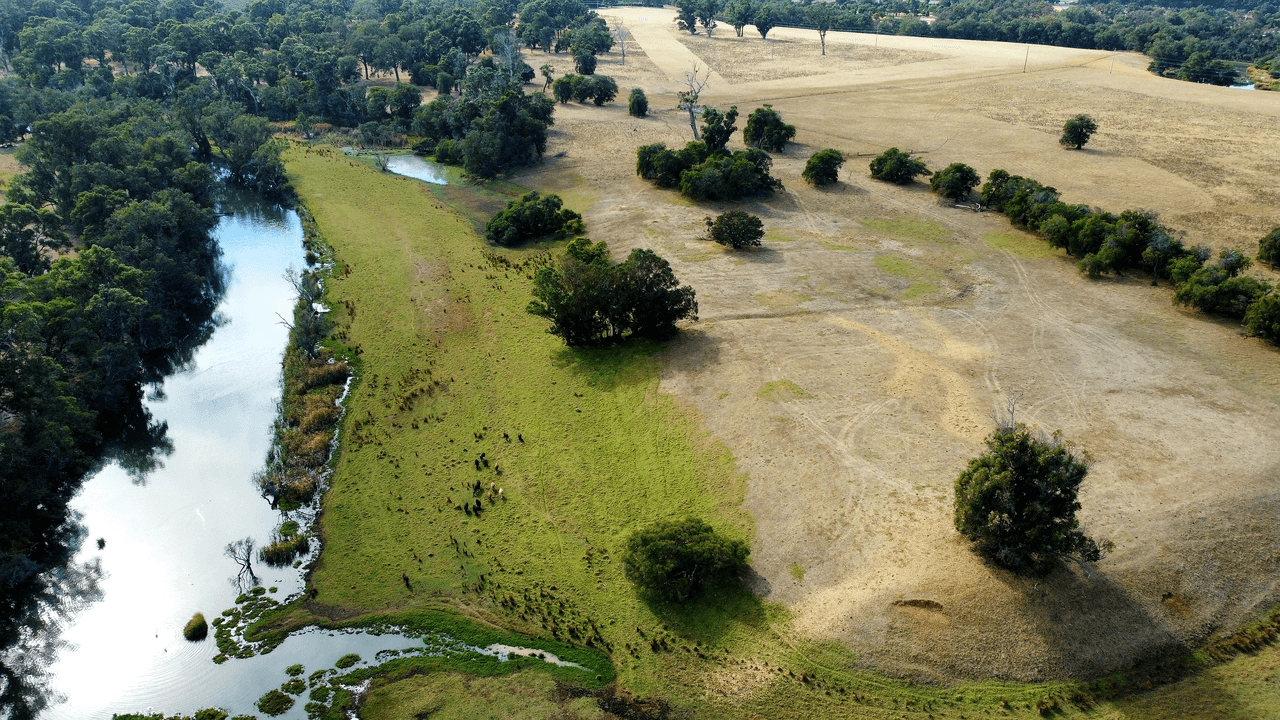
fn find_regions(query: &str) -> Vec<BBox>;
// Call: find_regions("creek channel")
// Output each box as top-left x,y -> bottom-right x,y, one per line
40,174 -> 574,720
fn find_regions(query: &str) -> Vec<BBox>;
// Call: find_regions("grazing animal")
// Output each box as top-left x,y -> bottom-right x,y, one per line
517,434 -> 524,443
503,432 -> 510,441
402,572 -> 412,590
474,458 -> 480,470
498,488 -> 505,500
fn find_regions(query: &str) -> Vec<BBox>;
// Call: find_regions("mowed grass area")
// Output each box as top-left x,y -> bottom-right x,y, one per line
281,145 -> 1280,719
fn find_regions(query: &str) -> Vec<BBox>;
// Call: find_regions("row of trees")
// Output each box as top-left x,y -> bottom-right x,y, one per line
672,0 -> 1278,86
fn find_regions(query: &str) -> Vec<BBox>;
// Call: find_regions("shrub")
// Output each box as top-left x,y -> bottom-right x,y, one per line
484,191 -> 584,246
930,162 -> 980,200
679,148 -> 782,201
869,147 -> 930,184
256,689 -> 294,717
553,75 -> 576,104
528,241 -> 697,346
183,612 -> 208,641
436,71 -> 453,95
433,138 -> 463,165
279,521 -> 300,538
260,532 -> 309,566
954,424 -> 1104,575
636,143 -> 781,201
704,211 -> 764,249
628,88 -> 648,117
802,148 -> 844,186
589,75 -> 618,106
1174,267 -> 1272,317
621,517 -> 750,602
742,104 -> 796,152
1257,227 -> 1280,268
1244,292 -> 1280,342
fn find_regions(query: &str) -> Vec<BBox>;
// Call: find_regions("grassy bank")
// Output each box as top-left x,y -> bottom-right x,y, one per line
273,144 -> 1280,719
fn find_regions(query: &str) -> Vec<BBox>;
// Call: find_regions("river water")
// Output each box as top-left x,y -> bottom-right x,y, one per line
38,170 -> 579,719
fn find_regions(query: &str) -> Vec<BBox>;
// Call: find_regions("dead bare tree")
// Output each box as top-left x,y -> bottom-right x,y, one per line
677,63 -> 710,140
613,24 -> 631,65
225,537 -> 259,590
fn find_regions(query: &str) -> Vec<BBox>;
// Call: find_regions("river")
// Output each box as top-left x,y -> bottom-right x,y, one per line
38,167 -> 576,719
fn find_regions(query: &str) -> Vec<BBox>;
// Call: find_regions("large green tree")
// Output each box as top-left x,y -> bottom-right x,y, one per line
954,422 -> 1106,575
622,517 -> 750,602
1059,114 -> 1098,149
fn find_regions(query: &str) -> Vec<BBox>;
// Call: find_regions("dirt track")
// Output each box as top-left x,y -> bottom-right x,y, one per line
513,9 -> 1280,683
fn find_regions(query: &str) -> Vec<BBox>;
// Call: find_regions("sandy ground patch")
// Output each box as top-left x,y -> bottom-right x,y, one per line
513,10 -> 1280,682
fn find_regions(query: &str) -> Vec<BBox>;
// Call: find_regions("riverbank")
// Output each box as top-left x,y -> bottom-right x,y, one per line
263,144 -> 1280,719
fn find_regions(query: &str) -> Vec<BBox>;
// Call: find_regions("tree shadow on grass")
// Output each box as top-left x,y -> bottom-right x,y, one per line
735,245 -> 784,264
641,577 -> 771,647
549,338 -> 673,391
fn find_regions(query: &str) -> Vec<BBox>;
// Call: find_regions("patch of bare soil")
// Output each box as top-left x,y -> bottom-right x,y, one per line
513,10 -> 1280,684
674,32 -> 944,85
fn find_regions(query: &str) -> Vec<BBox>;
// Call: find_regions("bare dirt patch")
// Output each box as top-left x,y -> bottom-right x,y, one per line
512,9 -> 1280,685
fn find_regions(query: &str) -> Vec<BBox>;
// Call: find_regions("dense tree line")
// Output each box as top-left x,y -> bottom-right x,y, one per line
674,0 -> 1279,86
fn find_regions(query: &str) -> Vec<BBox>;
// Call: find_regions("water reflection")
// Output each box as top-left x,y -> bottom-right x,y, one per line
35,199 -> 305,720
385,154 -> 449,185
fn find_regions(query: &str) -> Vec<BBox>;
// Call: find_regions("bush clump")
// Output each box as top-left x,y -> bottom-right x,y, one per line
552,74 -> 618,105
183,612 -> 208,641
802,148 -> 844,186
636,142 -> 781,201
484,191 -> 584,246
1258,226 -> 1280,268
256,689 -> 294,717
528,238 -> 697,346
628,88 -> 648,117
869,147 -> 931,185
930,162 -> 980,200
259,528 -> 310,567
742,104 -> 796,152
621,517 -> 750,602
704,211 -> 764,249
334,653 -> 361,669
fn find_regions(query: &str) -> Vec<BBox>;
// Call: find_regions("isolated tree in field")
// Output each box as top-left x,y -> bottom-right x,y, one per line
869,147 -> 931,184
810,3 -> 834,55
485,191 -> 584,246
622,517 -> 750,602
1258,227 -> 1280,269
678,63 -> 710,140
540,63 -> 553,90
803,148 -> 844,186
589,75 -> 619,106
700,105 -> 738,152
754,3 -> 777,39
743,105 -> 795,152
704,211 -> 764,249
1060,114 -> 1098,149
930,162 -> 981,200
573,49 -> 597,75
629,88 -> 648,117
954,418 -> 1107,576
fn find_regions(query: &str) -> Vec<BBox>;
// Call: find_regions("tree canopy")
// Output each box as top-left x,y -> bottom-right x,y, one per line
930,162 -> 980,200
621,517 -> 750,602
704,211 -> 764,249
527,239 -> 698,346
742,105 -> 795,153
1060,114 -> 1098,149
869,147 -> 931,185
954,423 -> 1105,575
802,148 -> 844,186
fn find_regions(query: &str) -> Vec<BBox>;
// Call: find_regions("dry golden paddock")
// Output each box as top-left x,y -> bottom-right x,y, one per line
505,8 -> 1280,683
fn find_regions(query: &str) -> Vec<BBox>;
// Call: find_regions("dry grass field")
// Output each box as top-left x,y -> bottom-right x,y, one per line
511,8 -> 1280,684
